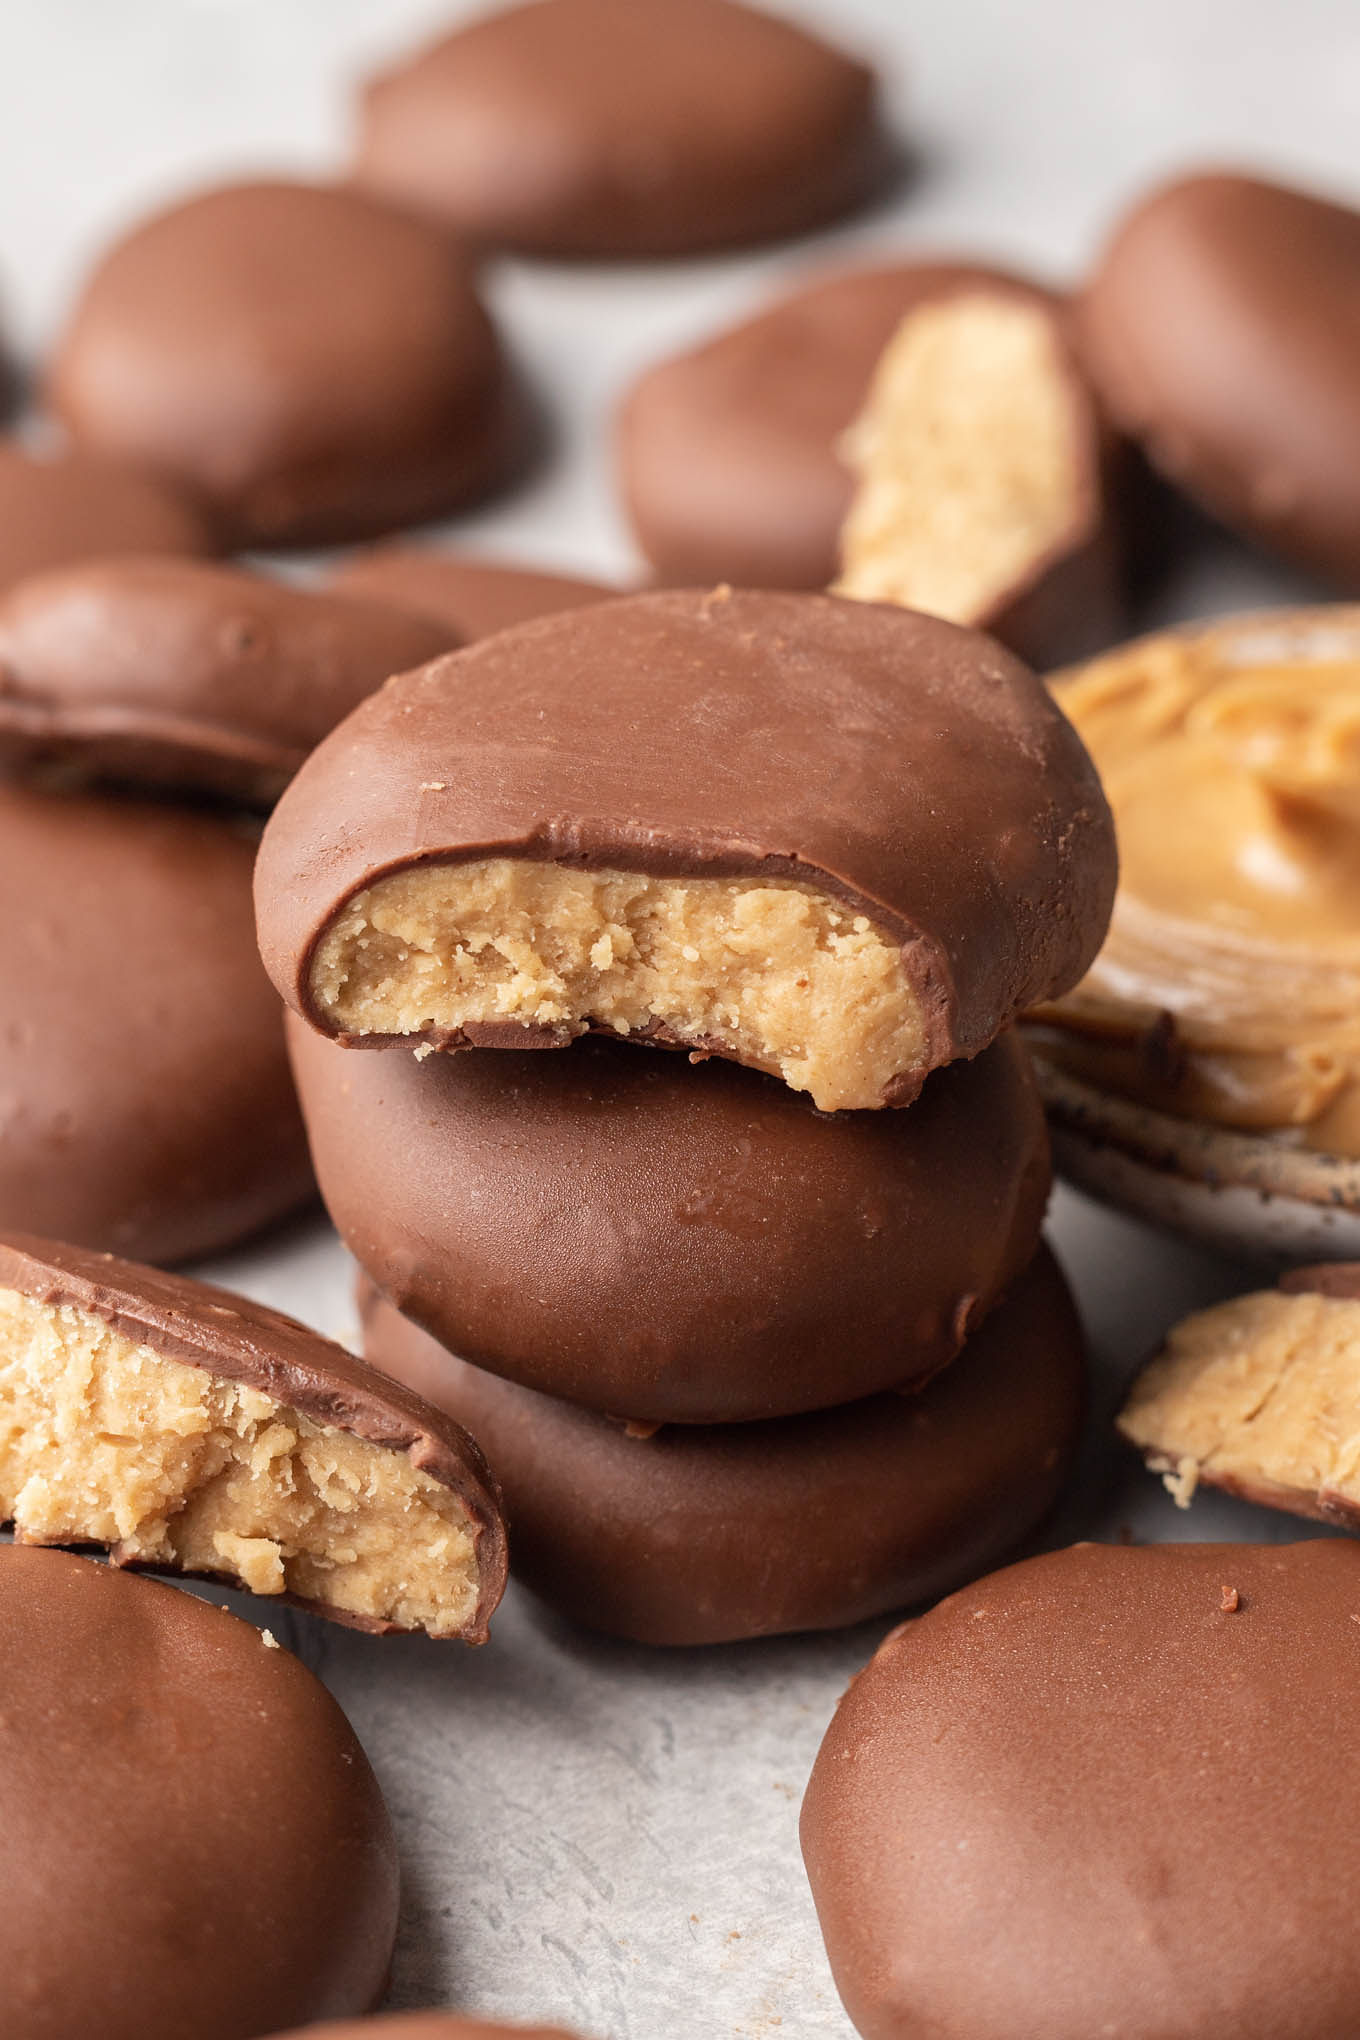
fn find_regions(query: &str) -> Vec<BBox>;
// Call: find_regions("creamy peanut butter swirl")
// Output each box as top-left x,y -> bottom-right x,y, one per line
1033,609 -> 1360,1155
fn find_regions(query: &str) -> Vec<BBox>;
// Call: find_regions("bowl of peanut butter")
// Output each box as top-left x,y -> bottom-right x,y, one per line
1028,606 -> 1360,1261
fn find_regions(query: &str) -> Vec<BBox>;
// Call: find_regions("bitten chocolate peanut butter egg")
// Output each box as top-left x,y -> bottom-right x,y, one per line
0,1544 -> 398,2039
0,1231 -> 506,1638
353,0 -> 887,258
617,263 -> 1118,663
802,1538 -> 1360,2040
257,589 -> 1115,1112
289,1021 -> 1049,1424
0,439 -> 214,594
0,556 -> 455,801
49,180 -> 516,547
330,546 -> 617,642
0,781 -> 312,1262
1082,170 -> 1360,586
360,1245 -> 1084,1645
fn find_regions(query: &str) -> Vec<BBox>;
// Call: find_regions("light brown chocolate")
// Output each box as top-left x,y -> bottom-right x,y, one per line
49,180 -> 516,547
360,1245 -> 1085,1645
0,438 -> 215,595
0,556 -> 456,801
0,780 -> 312,1263
1082,169 -> 1360,586
0,1544 -> 398,2038
329,546 -> 616,642
289,1020 -> 1049,1425
802,1539 -> 1360,2040
353,0 -> 888,257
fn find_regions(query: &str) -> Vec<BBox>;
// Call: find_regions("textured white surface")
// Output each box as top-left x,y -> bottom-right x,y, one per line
2,3 -> 1357,2034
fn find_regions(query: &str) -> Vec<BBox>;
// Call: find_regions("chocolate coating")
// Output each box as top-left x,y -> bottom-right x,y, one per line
618,262 -> 1081,594
330,546 -> 617,642
257,589 -> 1116,1097
1279,1261 -> 1360,1301
353,0 -> 887,258
0,439 -> 214,595
289,1019 -> 1049,1424
802,1538 -> 1360,2040
1082,170 -> 1360,586
0,781 -> 312,1262
360,1245 -> 1084,1645
0,1544 -> 397,2039
49,180 -> 515,548
0,1230 -> 506,1636
0,556 -> 456,802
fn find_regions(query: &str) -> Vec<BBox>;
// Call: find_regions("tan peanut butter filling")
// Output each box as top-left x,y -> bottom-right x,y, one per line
1118,1286 -> 1360,1525
835,293 -> 1084,623
0,1287 -> 481,1637
1032,610 -> 1360,1155
309,857 -> 926,1113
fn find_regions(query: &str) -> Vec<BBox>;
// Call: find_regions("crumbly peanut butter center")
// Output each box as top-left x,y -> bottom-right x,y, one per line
834,293 -> 1083,624
1118,1287 -> 1360,1520
309,857 -> 925,1113
1037,612 -> 1360,1155
0,1287 -> 480,1638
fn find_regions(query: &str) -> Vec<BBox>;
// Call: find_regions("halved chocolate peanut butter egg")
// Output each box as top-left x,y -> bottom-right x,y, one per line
0,1231 -> 506,1640
1119,1261 -> 1360,1523
617,261 -> 1121,667
835,284 -> 1119,666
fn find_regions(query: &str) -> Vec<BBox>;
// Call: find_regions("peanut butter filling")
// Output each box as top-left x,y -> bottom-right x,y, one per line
309,857 -> 925,1113
0,1286 -> 481,1637
1034,610 -> 1360,1155
1119,1286 -> 1360,1525
835,293 -> 1084,624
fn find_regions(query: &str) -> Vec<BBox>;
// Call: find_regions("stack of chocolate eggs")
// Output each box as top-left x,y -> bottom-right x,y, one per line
257,585 -> 1115,1645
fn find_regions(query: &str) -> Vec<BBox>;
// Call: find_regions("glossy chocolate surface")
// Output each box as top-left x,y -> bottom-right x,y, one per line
1082,170 -> 1360,586
0,781 -> 312,1262
803,1538 -> 1360,2040
618,262 -> 1085,595
330,546 -> 616,642
354,0 -> 886,257
50,179 -> 515,547
258,589 -> 1116,1096
290,1020 -> 1050,1424
0,556 -> 455,801
0,439 -> 214,595
0,1544 -> 398,2039
360,1245 -> 1084,1645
